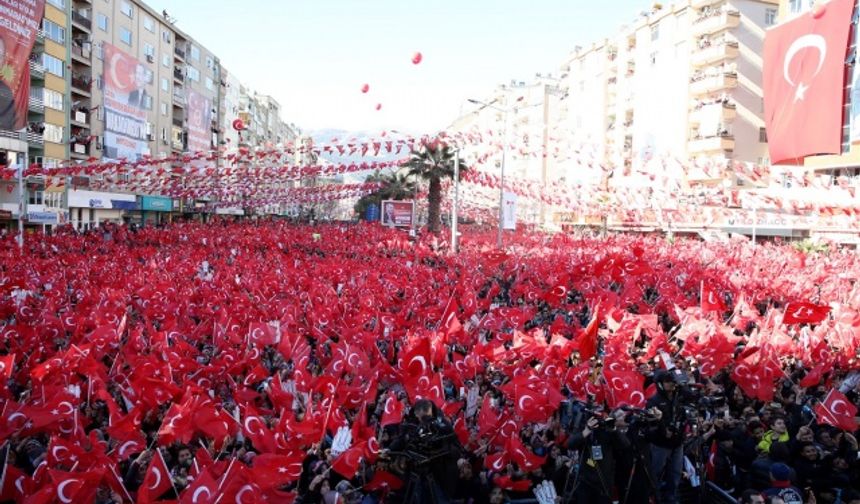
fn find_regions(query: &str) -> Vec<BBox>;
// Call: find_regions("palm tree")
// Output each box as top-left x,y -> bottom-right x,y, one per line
354,170 -> 417,218
405,141 -> 468,233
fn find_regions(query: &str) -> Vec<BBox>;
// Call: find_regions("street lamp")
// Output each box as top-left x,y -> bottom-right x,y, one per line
467,98 -> 508,249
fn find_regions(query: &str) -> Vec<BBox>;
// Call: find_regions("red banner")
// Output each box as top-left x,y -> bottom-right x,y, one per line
763,0 -> 855,164
0,0 -> 46,131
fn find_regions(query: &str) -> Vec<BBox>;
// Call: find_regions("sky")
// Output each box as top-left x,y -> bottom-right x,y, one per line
147,0 -> 648,136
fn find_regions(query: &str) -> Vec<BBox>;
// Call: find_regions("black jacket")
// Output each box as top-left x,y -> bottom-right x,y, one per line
568,427 -> 631,492
646,388 -> 685,449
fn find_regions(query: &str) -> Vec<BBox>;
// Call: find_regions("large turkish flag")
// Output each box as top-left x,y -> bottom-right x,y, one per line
763,0 -> 855,164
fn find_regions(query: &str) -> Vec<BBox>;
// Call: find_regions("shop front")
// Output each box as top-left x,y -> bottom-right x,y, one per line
140,196 -> 174,226
67,190 -> 138,231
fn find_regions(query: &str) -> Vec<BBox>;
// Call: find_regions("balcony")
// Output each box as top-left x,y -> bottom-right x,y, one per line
688,134 -> 735,153
173,90 -> 186,107
71,10 -> 92,31
173,68 -> 185,82
692,9 -> 741,36
692,0 -> 724,8
28,93 -> 44,114
689,102 -> 736,125
71,109 -> 90,127
691,41 -> 739,67
71,74 -> 92,95
70,142 -> 91,158
689,72 -> 737,95
34,29 -> 45,45
71,43 -> 92,64
29,60 -> 45,79
174,46 -> 186,61
172,117 -> 184,128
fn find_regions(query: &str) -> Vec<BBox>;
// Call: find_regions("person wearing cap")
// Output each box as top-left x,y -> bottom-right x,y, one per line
646,369 -> 685,504
762,462 -> 804,504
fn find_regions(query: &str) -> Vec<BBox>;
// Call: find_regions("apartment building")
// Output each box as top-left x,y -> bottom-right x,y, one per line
773,0 -> 859,181
0,0 -> 69,229
559,0 -> 778,186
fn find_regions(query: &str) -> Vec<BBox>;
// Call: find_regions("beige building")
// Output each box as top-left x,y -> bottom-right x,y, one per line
558,0 -> 778,186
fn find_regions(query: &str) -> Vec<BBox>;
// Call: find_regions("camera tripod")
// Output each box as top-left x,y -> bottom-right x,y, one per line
388,450 -> 452,504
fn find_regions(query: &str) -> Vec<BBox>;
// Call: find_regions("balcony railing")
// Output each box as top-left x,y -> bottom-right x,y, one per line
174,46 -> 186,60
173,68 -> 185,82
72,110 -> 90,125
71,74 -> 92,93
172,118 -> 184,128
691,41 -> 739,67
29,60 -> 45,78
692,9 -> 741,35
72,10 -> 92,30
689,72 -> 738,95
71,43 -> 92,62
688,134 -> 735,153
71,142 -> 91,156
34,29 -> 45,45
28,94 -> 44,113
173,90 -> 186,107
689,101 -> 737,125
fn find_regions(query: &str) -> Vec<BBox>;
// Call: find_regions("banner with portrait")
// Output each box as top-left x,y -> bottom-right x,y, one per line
381,200 -> 414,227
0,0 -> 46,131
187,89 -> 211,157
103,43 -> 150,160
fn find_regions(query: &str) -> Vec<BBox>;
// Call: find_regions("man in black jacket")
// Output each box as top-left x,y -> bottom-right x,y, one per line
568,411 -> 631,504
647,370 -> 686,504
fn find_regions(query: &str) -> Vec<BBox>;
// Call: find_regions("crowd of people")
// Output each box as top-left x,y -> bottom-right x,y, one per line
0,220 -> 859,504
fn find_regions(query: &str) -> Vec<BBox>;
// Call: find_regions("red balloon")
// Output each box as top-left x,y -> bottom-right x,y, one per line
232,119 -> 245,131
411,52 -> 423,65
375,103 -> 382,111
361,83 -> 370,93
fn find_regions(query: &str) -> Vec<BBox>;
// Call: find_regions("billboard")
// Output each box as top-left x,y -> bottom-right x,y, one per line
381,200 -> 414,227
103,43 -> 151,160
0,0 -> 46,130
186,89 -> 211,155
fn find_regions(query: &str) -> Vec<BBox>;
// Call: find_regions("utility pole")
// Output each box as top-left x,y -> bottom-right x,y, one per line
451,149 -> 459,253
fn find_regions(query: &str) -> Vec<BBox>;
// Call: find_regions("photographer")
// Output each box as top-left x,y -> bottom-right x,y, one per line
647,370 -> 687,504
387,399 -> 463,504
567,408 -> 631,504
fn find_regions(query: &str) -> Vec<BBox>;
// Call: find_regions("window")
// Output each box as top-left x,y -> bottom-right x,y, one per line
186,66 -> 200,82
97,13 -> 108,32
161,77 -> 169,91
144,16 -> 154,32
650,51 -> 657,65
650,24 -> 659,42
765,8 -> 777,26
161,103 -> 168,116
789,0 -> 815,14
163,54 -> 170,67
42,20 -> 65,44
143,95 -> 153,110
120,27 -> 132,45
205,77 -> 214,91
144,43 -> 155,58
759,127 -> 768,142
190,45 -> 200,61
42,54 -> 64,77
43,124 -> 64,143
120,1 -> 133,18
29,190 -> 44,206
206,56 -> 214,70
43,88 -> 64,111
46,0 -> 64,8
162,30 -> 171,44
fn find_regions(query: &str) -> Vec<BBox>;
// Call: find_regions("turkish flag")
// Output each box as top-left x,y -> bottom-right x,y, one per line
814,388 -> 858,432
0,353 -> 14,380
380,391 -> 403,428
700,281 -> 727,313
783,302 -> 831,324
604,369 -> 646,409
763,0 -> 855,164
138,449 -> 173,503
250,452 -> 304,489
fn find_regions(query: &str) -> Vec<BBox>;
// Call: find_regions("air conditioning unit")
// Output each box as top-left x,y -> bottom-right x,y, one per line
146,54 -> 154,63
